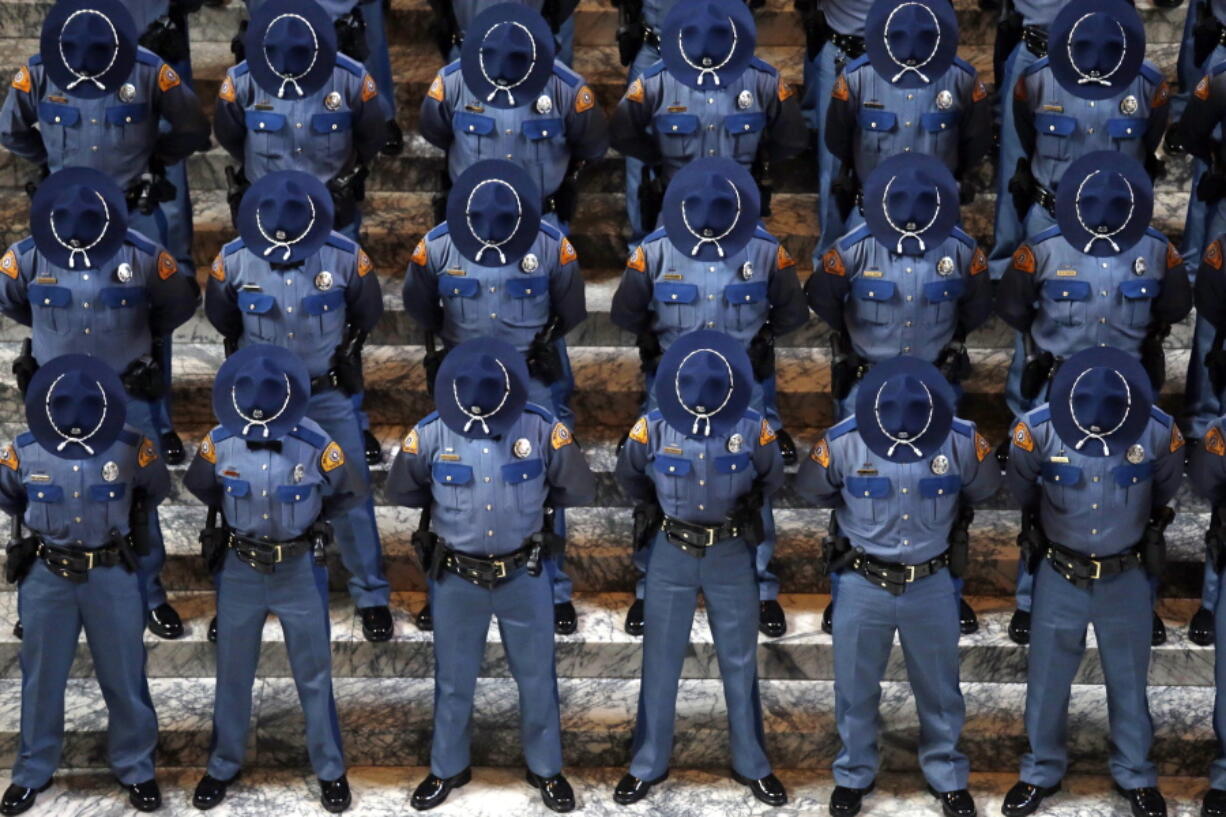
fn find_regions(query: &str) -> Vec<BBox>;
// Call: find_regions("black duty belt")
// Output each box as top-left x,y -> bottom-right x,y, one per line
831,32 -> 866,59
440,542 -> 534,588
1022,25 -> 1048,58
1034,182 -> 1056,215
229,531 -> 312,573
310,368 -> 344,395
850,550 -> 949,596
661,515 -> 743,557
37,541 -> 125,582
1044,540 -> 1141,590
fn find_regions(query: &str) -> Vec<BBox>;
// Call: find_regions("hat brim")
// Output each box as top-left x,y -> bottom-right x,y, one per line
861,153 -> 960,253
237,170 -> 335,263
25,354 -> 128,460
30,167 -> 130,270
245,0 -> 340,100
854,356 -> 955,463
1048,0 -> 1146,101
1054,151 -> 1153,257
660,0 -> 757,91
435,337 -> 530,438
654,329 -> 754,438
40,0 -> 139,100
214,344 -> 312,441
1048,347 -> 1153,458
446,160 -> 543,267
864,0 -> 959,90
662,157 -> 761,261
460,3 -> 557,110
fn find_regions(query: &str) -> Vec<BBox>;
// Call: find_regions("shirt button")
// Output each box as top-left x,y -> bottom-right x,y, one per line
490,313 -> 497,319
707,149 -> 716,155
487,530 -> 494,536
286,279 -> 293,286
483,448 -> 489,454
907,94 -> 914,100
904,120 -> 912,127
296,148 -> 303,153
484,477 -> 491,483
1099,317 -> 1107,324
73,465 -> 79,472
901,488 -> 909,494
262,490 -> 268,496
1092,504 -> 1099,510
1093,476 -> 1100,483
1089,101 -> 1096,107
699,480 -> 706,486
83,328 -> 90,334
91,118 -> 97,124
54,116 -> 61,123
73,492 -> 79,498
903,345 -> 912,352
709,266 -> 716,272
82,274 -> 89,281
707,294 -> 715,301
1101,262 -> 1109,269
706,321 -> 715,328
903,539 -> 910,545
74,517 -> 81,524
1100,290 -> 1108,297
708,124 -> 716,131
91,145 -> 98,151
263,514 -> 270,520
489,286 -> 496,293
287,307 -> 293,313
707,98 -> 714,104
698,503 -> 706,511
905,267 -> 913,273
82,302 -> 89,309
288,332 -> 295,339
262,464 -> 268,470
902,513 -> 910,520
124,116 -> 132,123
486,504 -> 493,511
36,492 -> 43,498
904,321 -> 913,327
1087,128 -> 1094,135
906,295 -> 913,302
1091,528 -> 1098,535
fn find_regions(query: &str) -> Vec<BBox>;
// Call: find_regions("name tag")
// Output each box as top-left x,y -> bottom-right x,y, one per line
439,453 -> 460,462
862,269 -> 883,278
856,467 -> 877,475
240,283 -> 263,291
663,445 -> 683,455
48,95 -> 68,103
445,269 -> 466,276
1042,103 -> 1064,112
667,105 -> 688,112
1050,456 -> 1069,463
1055,269 -> 1078,277
662,273 -> 684,280
222,469 -> 240,477
35,277 -> 57,284
255,103 -> 274,111
28,474 -> 50,482
863,100 -> 884,110
464,104 -> 485,113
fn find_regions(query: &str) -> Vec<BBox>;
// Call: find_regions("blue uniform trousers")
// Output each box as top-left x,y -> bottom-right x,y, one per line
307,389 -> 390,608
1021,560 -> 1156,789
629,532 -> 770,781
1184,183 -> 1226,445
805,40 -> 852,253
359,0 -> 396,118
13,560 -> 158,788
124,397 -> 170,611
208,549 -> 345,781
832,568 -> 967,792
625,44 -> 662,244
1210,569 -> 1226,788
989,43 -> 1044,280
429,567 -> 563,779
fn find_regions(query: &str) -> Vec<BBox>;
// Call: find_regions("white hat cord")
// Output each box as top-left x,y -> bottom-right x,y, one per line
256,196 -> 317,261
466,179 -> 523,264
1067,13 -> 1126,87
1074,170 -> 1134,253
231,373 -> 293,438
678,17 -> 738,86
479,21 -> 537,105
874,380 -> 933,457
454,359 -> 511,435
264,13 -> 319,98
681,180 -> 741,258
58,9 -> 119,90
45,374 -> 107,455
883,2 -> 940,84
49,190 -> 110,269
1069,368 -> 1131,456
881,177 -> 940,253
674,348 -> 734,437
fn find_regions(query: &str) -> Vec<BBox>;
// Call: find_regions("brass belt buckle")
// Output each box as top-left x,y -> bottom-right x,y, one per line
1090,559 -> 1102,580
703,527 -> 717,548
85,550 -> 95,570
905,564 -> 916,583
494,559 -> 507,579
274,544 -> 284,563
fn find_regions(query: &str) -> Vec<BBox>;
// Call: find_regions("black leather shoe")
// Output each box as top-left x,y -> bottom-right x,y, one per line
0,781 -> 50,815
1151,612 -> 1167,647
822,602 -> 833,635
147,603 -> 183,640
1203,787 -> 1226,816
759,600 -> 787,638
207,616 -> 218,644
624,599 -> 645,637
160,431 -> 185,466
612,772 -> 666,805
1115,785 -> 1166,817
732,771 -> 787,806
380,119 -> 405,156
415,603 -> 433,632
192,774 -> 234,810
1190,606 -> 1216,647
776,428 -> 797,465
125,779 -> 161,812
1001,781 -> 1060,817
959,598 -> 979,635
11,621 -> 20,640
554,602 -> 577,636
320,776 -> 351,813
362,429 -> 383,465
829,782 -> 873,816
927,786 -> 976,817
527,771 -> 575,813
411,769 -> 470,810
1008,609 -> 1031,646
359,606 -> 393,642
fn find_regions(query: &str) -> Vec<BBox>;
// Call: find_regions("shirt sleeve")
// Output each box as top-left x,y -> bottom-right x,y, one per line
958,246 -> 992,334
823,72 -> 857,166
1012,77 -> 1037,158
204,257 -> 244,341
1004,419 -> 1042,510
544,421 -> 596,508
351,74 -> 389,164
564,82 -> 609,163
386,423 -> 434,508
0,64 -> 45,165
767,245 -> 809,335
794,435 -> 843,507
805,246 -> 851,330
614,417 -> 657,505
609,248 -> 655,337
213,70 -> 247,161
958,424 -> 1002,504
418,71 -> 455,151
146,249 -> 201,337
1152,421 -> 1185,509
609,73 -> 662,164
402,237 -> 444,334
1190,421 -> 1226,506
182,436 -> 222,508
1153,242 -> 1193,326
0,445 -> 26,517
1196,238 -> 1226,331
753,419 -> 787,498
152,61 -> 211,164
345,248 -> 383,331
0,244 -> 32,327
956,72 -> 991,180
319,438 -> 363,518
133,436 -> 172,507
762,73 -> 808,164
1143,77 -> 1170,160
550,239 -> 587,334
995,245 -> 1040,333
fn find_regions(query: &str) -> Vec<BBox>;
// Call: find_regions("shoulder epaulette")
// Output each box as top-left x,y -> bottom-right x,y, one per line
135,48 -> 160,66
539,221 -> 563,241
949,227 -> 975,248
290,425 -> 327,449
442,60 -> 462,76
335,53 -> 365,77
1139,62 -> 1162,83
124,230 -> 156,255
212,426 -> 234,443
951,57 -> 975,75
28,54 -> 42,67
742,408 -> 763,424
1032,225 -> 1062,245
15,237 -> 35,254
524,403 -> 556,422
951,418 -> 974,437
838,224 -> 873,251
748,57 -> 777,76
642,61 -> 666,79
222,237 -> 246,257
1149,405 -> 1173,427
827,416 -> 858,441
1029,406 -> 1052,426
844,55 -> 870,73
14,431 -> 35,448
233,60 -> 250,77
324,233 -> 356,253
116,429 -> 141,446
1023,57 -> 1050,77
643,227 -> 668,244
419,410 -> 441,426
426,223 -> 450,241
552,62 -> 581,87
1145,226 -> 1168,242
647,408 -> 664,421
752,226 -> 779,244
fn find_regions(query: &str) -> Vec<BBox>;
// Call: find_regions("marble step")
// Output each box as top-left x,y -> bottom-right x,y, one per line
0,674 -> 1214,773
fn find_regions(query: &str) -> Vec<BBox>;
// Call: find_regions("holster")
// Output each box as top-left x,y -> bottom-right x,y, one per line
12,339 -> 37,397
1008,158 -> 1038,220
994,3 -> 1023,90
309,521 -> 331,566
225,165 -> 250,227
1017,508 -> 1046,574
431,170 -> 452,225
1140,324 -> 1170,392
831,167 -> 860,223
615,0 -> 645,66
334,6 -> 371,61
121,353 -> 166,400
948,505 -> 974,578
128,488 -> 152,558
109,528 -> 141,573
632,502 -> 663,551
200,506 -> 228,573
1142,505 -> 1175,578
411,503 -> 442,579
23,164 -> 50,199
830,330 -> 862,401
639,166 -> 664,232
819,519 -> 859,577
1198,163 -> 1226,205
126,164 -> 176,216
636,332 -> 663,377
427,0 -> 460,59
730,485 -> 766,548
524,508 -> 564,576
330,327 -> 368,396
551,160 -> 585,224
935,336 -> 972,384
527,317 -> 564,384
752,156 -> 774,218
5,515 -> 37,585
328,165 -> 368,230
747,325 -> 775,381
1020,336 -> 1055,401
423,333 -> 445,397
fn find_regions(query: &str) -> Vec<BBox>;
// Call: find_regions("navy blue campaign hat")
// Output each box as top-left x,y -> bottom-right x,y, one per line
461,3 -> 556,110
30,167 -> 129,270
1049,346 -> 1152,458
655,330 -> 754,438
25,354 -> 128,460
237,170 -> 335,264
246,0 -> 339,99
855,356 -> 956,463
661,0 -> 757,91
40,0 -> 139,100
214,345 -> 312,441
446,159 -> 543,268
662,157 -> 761,262
435,337 -> 530,439
864,0 -> 959,89
1048,0 -> 1146,101
862,153 -> 960,256
1055,151 -> 1153,258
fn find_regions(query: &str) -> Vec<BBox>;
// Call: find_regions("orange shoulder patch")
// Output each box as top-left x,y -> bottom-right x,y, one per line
218,74 -> 237,103
427,73 -> 445,102
628,416 -> 649,445
759,418 -> 777,446
11,65 -> 31,94
321,440 -> 345,471
809,437 -> 830,468
357,248 -> 373,277
210,253 -> 225,282
776,244 -> 796,269
0,444 -> 18,471
1012,421 -> 1034,453
1197,75 -> 1212,100
777,80 -> 794,102
625,77 -> 645,103
575,85 -> 595,113
1012,244 -> 1037,274
402,427 -> 419,455
1151,80 -> 1170,108
1206,425 -> 1226,456
974,431 -> 993,462
138,437 -> 159,467
361,73 -> 378,102
0,249 -> 18,280
198,432 -> 216,464
972,76 -> 988,102
822,247 -> 846,277
1171,422 -> 1186,453
970,246 -> 988,276
551,422 -> 573,450
831,73 -> 850,102
157,62 -> 181,92
157,250 -> 178,280
411,238 -> 428,267
1167,242 -> 1182,270
627,245 -> 647,272
1207,239 -> 1224,271
559,237 -> 578,266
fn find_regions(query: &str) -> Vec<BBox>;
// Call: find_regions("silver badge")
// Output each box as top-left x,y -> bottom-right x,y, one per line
324,91 -> 342,111
535,94 -> 553,115
315,270 -> 333,290
1133,257 -> 1146,276
293,463 -> 305,483
1126,444 -> 1145,464
275,230 -> 287,241
513,438 -> 532,458
740,261 -> 754,280
905,221 -> 917,231
116,262 -> 133,283
727,433 -> 744,453
737,89 -> 753,110
702,228 -> 713,237
252,408 -> 264,419
118,82 -> 136,103
1120,94 -> 1139,115
102,461 -> 119,482
936,89 -> 954,110
520,253 -> 539,273
930,454 -> 950,475
702,57 -> 713,67
937,256 -> 955,276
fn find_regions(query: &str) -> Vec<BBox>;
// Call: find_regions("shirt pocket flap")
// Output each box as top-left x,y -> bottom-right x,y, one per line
851,278 -> 896,301
1113,461 -> 1153,487
1034,112 -> 1076,136
846,475 -> 892,498
506,275 -> 549,298
29,284 -> 71,308
521,117 -> 563,140
1106,117 -> 1145,139
432,461 -> 474,485
1042,279 -> 1090,301
501,458 -> 544,484
89,483 -> 126,502
919,474 -> 961,498
275,484 -> 315,503
920,110 -> 958,133
723,111 -> 767,134
454,111 -> 495,135
923,278 -> 966,303
302,288 -> 346,316
441,276 -> 480,298
38,101 -> 80,126
723,281 -> 768,304
858,109 -> 897,132
99,286 -> 141,309
104,103 -> 148,125
1119,278 -> 1160,300
237,289 -> 276,314
26,483 -> 63,502
245,110 -> 287,132
654,281 -> 699,304
310,111 -> 353,133
653,455 -> 692,476
1040,462 -> 1082,486
654,113 -> 700,135
714,453 -> 751,474
222,476 -> 251,497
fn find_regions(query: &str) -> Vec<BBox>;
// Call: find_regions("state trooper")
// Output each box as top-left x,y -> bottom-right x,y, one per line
795,357 -> 1000,817
0,167 -> 199,640
996,152 -> 1191,646
427,0 -> 579,66
0,355 -> 167,815
612,330 -> 786,807
1001,347 -> 1181,817
388,338 -> 595,812
989,0 -> 1169,279
822,0 -> 991,240
205,170 -> 393,642
610,157 -> 808,637
807,154 -> 992,636
184,345 -> 359,814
